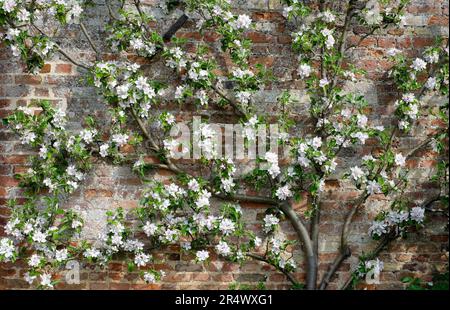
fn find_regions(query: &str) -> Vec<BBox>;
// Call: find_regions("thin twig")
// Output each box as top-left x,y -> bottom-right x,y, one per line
247,253 -> 299,286
31,23 -> 91,70
80,21 -> 100,57
210,84 -> 246,117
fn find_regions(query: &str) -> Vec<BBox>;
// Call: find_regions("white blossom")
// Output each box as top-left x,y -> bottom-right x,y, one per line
196,190 -> 211,209
188,179 -> 200,192
264,152 -> 280,178
67,165 -> 83,180
1,0 -> 16,13
368,220 -> 388,237
366,180 -> 381,194
219,219 -> 235,235
215,241 -> 231,256
310,137 -> 323,150
343,71 -> 357,82
236,91 -> 252,105
263,214 -> 279,233
55,249 -> 68,262
71,220 -> 83,229
112,133 -> 129,147
394,153 -> 406,167
425,77 -> 437,90
84,248 -> 101,259
0,238 -> 15,262
143,272 -> 156,283
357,114 -> 368,128
39,145 -> 48,159
232,68 -> 254,79
40,273 -> 53,288
174,85 -> 186,99
6,27 -> 20,40
402,93 -> 415,104
398,120 -> 409,130
99,144 -> 109,157
221,177 -> 235,193
283,6 -> 294,18
320,10 -> 336,23
242,116 -> 258,141
298,63 -> 312,78
29,254 -> 42,267
410,206 -> 425,223
321,28 -> 335,49
181,242 -> 192,251
230,14 -> 252,30
24,272 -> 36,285
350,166 -> 365,182
365,258 -> 384,280
319,78 -> 329,88
363,0 -> 382,25
387,48 -> 401,57
351,132 -> 369,144
424,51 -> 439,64
80,129 -> 96,144
386,210 -> 408,225
53,109 -> 66,128
134,252 -> 150,267
196,250 -> 209,262
411,58 -> 427,71
32,231 -> 47,243
276,185 -> 292,201
116,83 -> 131,99
21,131 -> 36,145
197,124 -> 217,160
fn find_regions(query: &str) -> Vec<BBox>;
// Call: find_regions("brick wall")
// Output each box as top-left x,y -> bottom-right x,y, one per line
0,0 -> 448,290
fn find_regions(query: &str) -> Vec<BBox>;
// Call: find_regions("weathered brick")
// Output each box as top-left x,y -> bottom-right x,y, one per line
55,64 -> 73,74
0,0 -> 447,292
15,75 -> 42,85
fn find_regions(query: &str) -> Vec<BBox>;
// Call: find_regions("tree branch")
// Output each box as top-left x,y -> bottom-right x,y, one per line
31,23 -> 91,70
339,195 -> 446,290
279,201 -> 316,290
210,84 -> 246,117
340,232 -> 397,290
80,21 -> 100,57
247,253 -> 299,286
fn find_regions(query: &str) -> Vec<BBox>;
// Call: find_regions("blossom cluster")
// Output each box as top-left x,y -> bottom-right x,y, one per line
354,258 -> 385,284
212,158 -> 237,194
0,201 -> 84,289
368,206 -> 425,238
186,0 -> 253,65
0,0 -> 85,72
360,0 -> 406,26
92,61 -> 165,119
106,9 -> 161,57
266,235 -> 297,272
138,179 -> 259,265
390,44 -> 449,130
348,151 -> 406,195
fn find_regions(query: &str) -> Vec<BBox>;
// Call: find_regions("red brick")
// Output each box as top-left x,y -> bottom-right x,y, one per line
84,189 -> 114,199
0,155 -> 29,164
247,32 -> 276,44
40,64 -> 51,73
428,15 -> 449,25
0,99 -> 11,108
0,176 -> 19,187
55,64 -> 73,74
15,75 -> 42,85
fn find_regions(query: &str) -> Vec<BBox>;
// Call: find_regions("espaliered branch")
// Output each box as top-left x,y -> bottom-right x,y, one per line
0,0 -> 448,290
